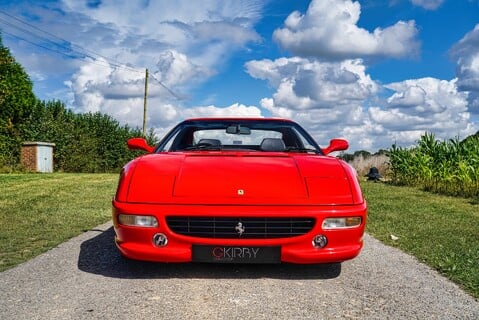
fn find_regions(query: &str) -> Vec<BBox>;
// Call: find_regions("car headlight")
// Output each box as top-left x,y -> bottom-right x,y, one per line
118,214 -> 158,227
322,217 -> 361,229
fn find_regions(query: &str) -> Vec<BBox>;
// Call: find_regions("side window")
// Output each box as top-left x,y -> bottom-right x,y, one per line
294,128 -> 316,150
159,130 -> 181,151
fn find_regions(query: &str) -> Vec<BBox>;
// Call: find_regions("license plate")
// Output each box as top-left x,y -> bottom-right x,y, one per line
192,245 -> 281,264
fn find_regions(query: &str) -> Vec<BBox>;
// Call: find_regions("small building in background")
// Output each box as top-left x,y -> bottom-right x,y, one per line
21,142 -> 55,173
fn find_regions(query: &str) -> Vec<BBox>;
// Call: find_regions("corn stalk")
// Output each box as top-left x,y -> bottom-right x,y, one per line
388,133 -> 479,198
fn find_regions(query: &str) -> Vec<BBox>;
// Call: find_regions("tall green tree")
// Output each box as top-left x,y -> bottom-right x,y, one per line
0,35 -> 37,167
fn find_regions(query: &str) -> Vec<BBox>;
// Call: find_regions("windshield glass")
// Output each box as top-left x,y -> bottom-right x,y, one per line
155,119 -> 321,154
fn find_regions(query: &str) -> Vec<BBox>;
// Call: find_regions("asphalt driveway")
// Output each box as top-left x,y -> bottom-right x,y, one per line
0,222 -> 478,319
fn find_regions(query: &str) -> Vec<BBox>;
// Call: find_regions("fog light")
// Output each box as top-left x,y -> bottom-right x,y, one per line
118,214 -> 158,227
312,234 -> 328,248
153,233 -> 168,247
322,217 -> 362,229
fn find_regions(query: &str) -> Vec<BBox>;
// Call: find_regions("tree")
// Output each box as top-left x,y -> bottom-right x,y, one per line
0,34 -> 37,167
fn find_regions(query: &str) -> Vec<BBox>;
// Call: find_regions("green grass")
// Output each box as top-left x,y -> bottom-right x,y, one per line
0,174 -> 478,299
0,173 -> 117,272
362,181 -> 479,299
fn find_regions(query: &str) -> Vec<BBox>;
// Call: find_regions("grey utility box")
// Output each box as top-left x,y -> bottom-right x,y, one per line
21,142 -> 55,173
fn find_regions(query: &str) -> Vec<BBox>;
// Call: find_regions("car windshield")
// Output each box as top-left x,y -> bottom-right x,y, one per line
156,119 -> 321,154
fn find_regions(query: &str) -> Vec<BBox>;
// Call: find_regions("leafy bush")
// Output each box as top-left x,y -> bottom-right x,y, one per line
19,102 -> 155,172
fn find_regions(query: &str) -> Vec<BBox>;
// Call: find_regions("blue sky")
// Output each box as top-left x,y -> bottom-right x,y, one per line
0,0 -> 478,151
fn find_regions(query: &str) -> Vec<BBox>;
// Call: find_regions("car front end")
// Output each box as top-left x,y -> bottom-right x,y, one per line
112,118 -> 367,264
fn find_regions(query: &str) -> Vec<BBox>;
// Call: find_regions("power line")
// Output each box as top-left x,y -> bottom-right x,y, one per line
0,10 -> 136,72
0,29 -> 78,60
0,10 -> 142,74
150,73 -> 185,100
0,29 -> 139,73
0,10 -> 182,100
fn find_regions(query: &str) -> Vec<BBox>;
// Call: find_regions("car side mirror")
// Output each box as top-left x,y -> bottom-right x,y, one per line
322,139 -> 349,155
127,138 -> 155,153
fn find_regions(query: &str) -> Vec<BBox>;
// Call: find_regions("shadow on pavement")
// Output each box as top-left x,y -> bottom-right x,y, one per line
78,227 -> 341,280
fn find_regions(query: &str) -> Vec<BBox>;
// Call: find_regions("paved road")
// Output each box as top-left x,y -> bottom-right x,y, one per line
1,222 -> 478,319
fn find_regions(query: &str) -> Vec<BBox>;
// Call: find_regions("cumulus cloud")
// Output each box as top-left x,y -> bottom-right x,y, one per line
0,0 -> 266,144
5,0 -> 265,116
386,85 -> 426,109
66,0 -> 262,116
67,54 -> 263,137
246,57 -> 378,110
59,0 -> 262,64
386,78 -> 461,114
272,0 -> 420,60
154,50 -> 213,88
67,58 -> 146,126
246,56 -> 381,150
450,24 -> 479,114
336,77 -> 476,150
247,55 -> 476,151
378,77 -> 475,141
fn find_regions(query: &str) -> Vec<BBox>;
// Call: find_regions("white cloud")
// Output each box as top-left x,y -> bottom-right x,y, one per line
385,77 -> 461,114
0,0 -> 264,146
273,0 -> 420,60
379,77 -> 476,140
387,85 -> 426,109
67,55 -> 263,134
61,0 -> 263,28
450,24 -> 479,114
4,0 -> 264,114
246,57 -> 379,110
247,56 -> 382,150
341,76 -> 477,150
9,0 -> 267,139
58,0 -> 263,66
260,98 -> 296,120
154,50 -> 213,87
65,0 -> 262,116
248,55 -> 477,151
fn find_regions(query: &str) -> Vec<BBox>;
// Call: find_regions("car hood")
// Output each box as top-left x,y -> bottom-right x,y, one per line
124,152 -> 358,205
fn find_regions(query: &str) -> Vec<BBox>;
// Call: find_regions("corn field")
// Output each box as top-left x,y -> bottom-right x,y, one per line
388,133 -> 479,198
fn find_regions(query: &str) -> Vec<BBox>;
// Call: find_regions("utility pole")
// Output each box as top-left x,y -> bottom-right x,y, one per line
142,68 -> 149,136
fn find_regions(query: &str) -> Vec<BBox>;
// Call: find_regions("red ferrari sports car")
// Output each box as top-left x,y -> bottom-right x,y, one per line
112,118 -> 367,264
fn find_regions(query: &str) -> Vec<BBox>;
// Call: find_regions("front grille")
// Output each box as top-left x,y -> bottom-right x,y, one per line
166,216 -> 315,239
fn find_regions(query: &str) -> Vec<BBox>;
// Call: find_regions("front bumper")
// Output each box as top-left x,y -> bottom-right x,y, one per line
112,200 -> 367,264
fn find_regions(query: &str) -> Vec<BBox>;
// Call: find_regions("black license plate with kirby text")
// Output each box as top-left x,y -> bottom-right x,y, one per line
192,245 -> 281,263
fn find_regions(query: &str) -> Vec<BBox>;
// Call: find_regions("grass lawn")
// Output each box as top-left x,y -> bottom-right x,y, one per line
0,173 -> 118,272
362,181 -> 479,299
0,174 -> 477,299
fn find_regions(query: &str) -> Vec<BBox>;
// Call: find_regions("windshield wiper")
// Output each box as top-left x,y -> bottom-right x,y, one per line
184,143 -> 222,151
